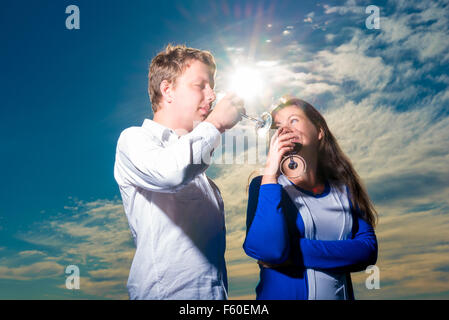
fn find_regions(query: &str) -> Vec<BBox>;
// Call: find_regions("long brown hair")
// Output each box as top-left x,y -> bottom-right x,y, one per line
268,98 -> 378,227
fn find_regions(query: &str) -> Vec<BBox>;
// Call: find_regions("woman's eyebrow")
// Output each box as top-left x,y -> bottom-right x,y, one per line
275,113 -> 302,126
287,114 -> 301,120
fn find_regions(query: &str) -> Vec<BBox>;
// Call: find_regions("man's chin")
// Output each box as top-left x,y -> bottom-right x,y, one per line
197,114 -> 208,122
193,118 -> 204,128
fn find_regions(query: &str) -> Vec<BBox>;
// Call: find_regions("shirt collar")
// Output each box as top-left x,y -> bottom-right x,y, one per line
142,119 -> 179,143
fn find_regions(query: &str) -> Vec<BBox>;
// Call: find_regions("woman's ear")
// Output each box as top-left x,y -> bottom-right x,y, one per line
160,80 -> 173,103
318,128 -> 324,141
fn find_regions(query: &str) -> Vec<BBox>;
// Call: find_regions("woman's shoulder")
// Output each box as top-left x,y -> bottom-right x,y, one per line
250,175 -> 263,185
328,180 -> 349,194
248,175 -> 263,191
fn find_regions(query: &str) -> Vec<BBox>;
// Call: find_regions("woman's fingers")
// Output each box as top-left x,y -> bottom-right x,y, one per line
277,132 -> 299,143
271,132 -> 297,149
277,141 -> 294,151
271,129 -> 279,141
278,146 -> 294,158
277,138 -> 295,151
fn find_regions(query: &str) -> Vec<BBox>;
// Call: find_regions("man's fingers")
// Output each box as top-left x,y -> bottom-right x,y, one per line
231,96 -> 244,108
225,92 -> 241,103
225,91 -> 236,100
226,93 -> 245,117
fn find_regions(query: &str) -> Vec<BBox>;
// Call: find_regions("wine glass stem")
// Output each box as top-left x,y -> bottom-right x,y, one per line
241,113 -> 264,126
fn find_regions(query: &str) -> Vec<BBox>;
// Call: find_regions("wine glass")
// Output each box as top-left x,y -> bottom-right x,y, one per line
277,128 -> 307,178
240,112 -> 273,136
280,143 -> 307,178
214,91 -> 272,136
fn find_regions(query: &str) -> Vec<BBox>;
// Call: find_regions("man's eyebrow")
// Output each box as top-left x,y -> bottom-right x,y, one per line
193,77 -> 213,84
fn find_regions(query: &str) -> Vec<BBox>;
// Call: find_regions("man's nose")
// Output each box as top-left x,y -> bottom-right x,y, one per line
206,87 -> 216,103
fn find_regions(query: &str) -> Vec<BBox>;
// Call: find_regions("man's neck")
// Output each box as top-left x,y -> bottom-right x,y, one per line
153,110 -> 191,135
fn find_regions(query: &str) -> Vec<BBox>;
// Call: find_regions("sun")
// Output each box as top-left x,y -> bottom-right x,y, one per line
227,66 -> 265,102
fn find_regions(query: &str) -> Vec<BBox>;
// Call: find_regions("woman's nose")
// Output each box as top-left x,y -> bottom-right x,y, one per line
279,125 -> 293,134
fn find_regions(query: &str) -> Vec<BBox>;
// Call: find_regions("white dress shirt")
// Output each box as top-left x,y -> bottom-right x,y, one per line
114,119 -> 228,300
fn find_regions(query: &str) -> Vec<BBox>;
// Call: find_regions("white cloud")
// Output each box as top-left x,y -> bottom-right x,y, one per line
210,4 -> 449,295
213,99 -> 449,299
8,199 -> 134,298
380,16 -> 413,43
373,1 -> 449,63
3,0 -> 449,300
304,17 -> 313,23
323,0 -> 364,15
0,259 -> 64,281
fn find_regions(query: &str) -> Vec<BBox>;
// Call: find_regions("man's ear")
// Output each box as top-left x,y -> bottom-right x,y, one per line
160,80 -> 173,103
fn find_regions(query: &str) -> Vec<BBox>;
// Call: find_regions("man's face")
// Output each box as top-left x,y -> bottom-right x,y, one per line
170,60 -> 216,133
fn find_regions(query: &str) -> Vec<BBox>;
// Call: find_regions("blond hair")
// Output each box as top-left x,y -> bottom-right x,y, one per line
148,44 -> 216,113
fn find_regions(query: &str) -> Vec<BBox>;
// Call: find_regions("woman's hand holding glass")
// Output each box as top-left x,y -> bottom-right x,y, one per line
262,127 -> 299,185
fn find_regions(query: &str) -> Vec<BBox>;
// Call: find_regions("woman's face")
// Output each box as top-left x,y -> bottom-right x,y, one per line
273,105 -> 323,149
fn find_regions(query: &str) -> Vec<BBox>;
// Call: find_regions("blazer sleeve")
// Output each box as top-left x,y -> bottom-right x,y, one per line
299,215 -> 378,272
243,176 -> 290,264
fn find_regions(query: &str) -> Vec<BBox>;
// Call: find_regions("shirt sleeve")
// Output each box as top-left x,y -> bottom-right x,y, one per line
299,216 -> 378,272
114,121 -> 220,193
243,176 -> 290,264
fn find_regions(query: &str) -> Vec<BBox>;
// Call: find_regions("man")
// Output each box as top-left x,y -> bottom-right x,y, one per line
114,44 -> 244,299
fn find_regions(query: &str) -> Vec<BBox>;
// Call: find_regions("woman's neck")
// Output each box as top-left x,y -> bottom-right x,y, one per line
290,155 -> 324,193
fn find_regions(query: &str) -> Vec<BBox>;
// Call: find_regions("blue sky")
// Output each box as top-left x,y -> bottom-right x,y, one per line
1,0 -> 449,299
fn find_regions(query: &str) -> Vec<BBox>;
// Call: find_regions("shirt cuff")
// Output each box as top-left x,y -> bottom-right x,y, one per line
193,121 -> 221,150
186,121 -> 221,166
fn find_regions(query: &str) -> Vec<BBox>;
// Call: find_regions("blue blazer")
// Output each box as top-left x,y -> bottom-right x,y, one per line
243,176 -> 378,300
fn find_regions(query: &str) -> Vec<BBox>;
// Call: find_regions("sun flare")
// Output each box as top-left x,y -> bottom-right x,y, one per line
227,66 -> 265,101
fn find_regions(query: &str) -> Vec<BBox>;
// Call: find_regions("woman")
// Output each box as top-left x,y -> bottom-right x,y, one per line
243,97 -> 378,300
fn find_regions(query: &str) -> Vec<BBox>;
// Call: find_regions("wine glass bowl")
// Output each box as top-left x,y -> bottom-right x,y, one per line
280,142 -> 307,178
253,112 -> 272,136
